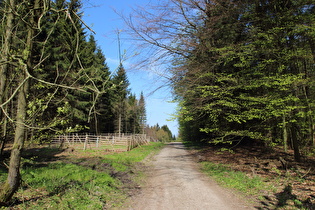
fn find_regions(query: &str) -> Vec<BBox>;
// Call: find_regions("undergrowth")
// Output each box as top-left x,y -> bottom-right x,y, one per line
0,142 -> 164,209
201,162 -> 267,196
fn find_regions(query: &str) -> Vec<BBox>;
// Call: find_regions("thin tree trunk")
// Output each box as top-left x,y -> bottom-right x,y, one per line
290,123 -> 301,162
0,79 -> 29,203
118,113 -> 121,137
0,0 -> 14,104
0,0 -> 15,157
0,0 -> 40,203
309,39 -> 315,64
283,115 -> 288,152
0,105 -> 8,157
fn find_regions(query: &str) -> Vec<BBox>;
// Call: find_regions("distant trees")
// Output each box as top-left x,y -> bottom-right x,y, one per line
0,0 -> 148,203
145,124 -> 175,142
126,0 -> 315,161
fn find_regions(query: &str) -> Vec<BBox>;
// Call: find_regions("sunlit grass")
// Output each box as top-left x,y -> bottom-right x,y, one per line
102,142 -> 164,172
19,163 -> 119,209
201,162 -> 266,195
0,142 -> 164,209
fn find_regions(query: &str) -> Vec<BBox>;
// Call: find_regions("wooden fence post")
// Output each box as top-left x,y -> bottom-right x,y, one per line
84,134 -> 88,150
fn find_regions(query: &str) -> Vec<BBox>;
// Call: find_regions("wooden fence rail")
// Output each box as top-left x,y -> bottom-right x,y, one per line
50,133 -> 149,152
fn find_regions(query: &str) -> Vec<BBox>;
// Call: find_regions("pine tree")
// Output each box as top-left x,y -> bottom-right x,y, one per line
138,92 -> 146,134
112,64 -> 130,134
81,35 -> 113,134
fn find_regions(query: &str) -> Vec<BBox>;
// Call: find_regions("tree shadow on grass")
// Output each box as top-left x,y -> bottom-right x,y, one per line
275,184 -> 315,209
0,147 -> 67,177
275,185 -> 297,208
255,184 -> 315,209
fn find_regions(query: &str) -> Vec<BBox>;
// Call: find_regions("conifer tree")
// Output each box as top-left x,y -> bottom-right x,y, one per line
82,35 -> 113,134
138,92 -> 146,133
112,64 -> 130,134
126,94 -> 138,133
0,0 -> 115,202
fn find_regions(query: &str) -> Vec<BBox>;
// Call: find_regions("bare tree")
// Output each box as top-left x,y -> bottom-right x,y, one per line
120,0 -> 211,94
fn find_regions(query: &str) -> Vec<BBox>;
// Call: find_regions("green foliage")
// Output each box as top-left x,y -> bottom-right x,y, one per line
1,0 -> 147,139
0,0 -> 151,205
172,0 -> 315,160
15,162 -> 120,209
145,124 -> 175,142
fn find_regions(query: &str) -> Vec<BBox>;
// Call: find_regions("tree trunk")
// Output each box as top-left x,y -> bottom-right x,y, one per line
0,0 -> 15,157
283,115 -> 288,152
290,123 -> 301,162
0,79 -> 28,203
0,0 -> 40,203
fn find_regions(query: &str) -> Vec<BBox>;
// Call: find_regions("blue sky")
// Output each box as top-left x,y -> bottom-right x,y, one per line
82,0 -> 178,136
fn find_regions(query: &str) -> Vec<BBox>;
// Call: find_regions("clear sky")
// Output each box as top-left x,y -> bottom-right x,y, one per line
82,0 -> 178,136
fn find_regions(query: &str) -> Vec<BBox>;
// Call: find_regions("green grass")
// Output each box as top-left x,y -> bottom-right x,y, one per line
0,142 -> 164,209
20,163 -> 118,209
201,162 -> 266,195
101,143 -> 164,172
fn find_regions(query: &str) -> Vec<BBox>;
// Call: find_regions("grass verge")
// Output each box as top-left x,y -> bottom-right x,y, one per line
201,162 -> 266,196
0,142 -> 164,209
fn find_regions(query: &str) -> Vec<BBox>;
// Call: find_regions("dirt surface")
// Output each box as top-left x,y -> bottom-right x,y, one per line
193,143 -> 315,209
123,142 -> 254,210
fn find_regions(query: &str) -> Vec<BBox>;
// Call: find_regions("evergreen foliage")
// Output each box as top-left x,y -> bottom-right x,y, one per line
0,0 -> 148,148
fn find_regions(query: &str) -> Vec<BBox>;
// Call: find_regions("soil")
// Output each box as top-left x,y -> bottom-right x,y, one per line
2,142 -> 315,209
189,143 -> 315,209
122,142 -> 254,210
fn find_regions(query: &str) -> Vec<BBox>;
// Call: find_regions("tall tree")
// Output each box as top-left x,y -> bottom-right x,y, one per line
0,0 -> 109,202
138,92 -> 146,133
0,0 -> 44,202
112,64 -> 130,134
82,35 -> 112,134
0,0 -> 15,155
125,0 -> 315,161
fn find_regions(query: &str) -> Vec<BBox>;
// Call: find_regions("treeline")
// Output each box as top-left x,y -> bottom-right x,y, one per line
0,0 -> 148,203
145,124 -> 176,142
0,0 -> 147,149
126,0 -> 314,161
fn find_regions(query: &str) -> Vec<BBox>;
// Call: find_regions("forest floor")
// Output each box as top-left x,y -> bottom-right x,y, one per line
1,143 -> 315,209
189,143 -> 315,209
0,144 -> 161,209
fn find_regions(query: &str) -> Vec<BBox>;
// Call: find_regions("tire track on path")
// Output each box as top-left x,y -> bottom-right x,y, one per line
124,142 -> 254,210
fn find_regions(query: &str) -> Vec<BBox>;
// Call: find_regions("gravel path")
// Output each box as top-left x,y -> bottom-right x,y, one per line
124,142 -> 255,210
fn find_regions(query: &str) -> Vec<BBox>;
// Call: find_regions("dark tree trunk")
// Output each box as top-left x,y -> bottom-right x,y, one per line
290,123 -> 301,162
0,0 -> 15,158
0,0 -> 41,204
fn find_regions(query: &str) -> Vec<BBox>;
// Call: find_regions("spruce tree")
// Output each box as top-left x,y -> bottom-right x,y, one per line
138,92 -> 146,134
112,64 -> 130,134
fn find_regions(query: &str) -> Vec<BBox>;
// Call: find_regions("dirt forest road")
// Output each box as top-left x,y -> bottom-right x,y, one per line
124,142 -> 255,210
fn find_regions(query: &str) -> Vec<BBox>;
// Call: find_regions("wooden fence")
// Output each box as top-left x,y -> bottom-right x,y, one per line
50,133 -> 149,152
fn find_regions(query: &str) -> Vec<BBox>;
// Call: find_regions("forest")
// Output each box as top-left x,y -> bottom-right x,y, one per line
0,0 -> 175,203
0,0 -> 314,206
126,0 -> 315,161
